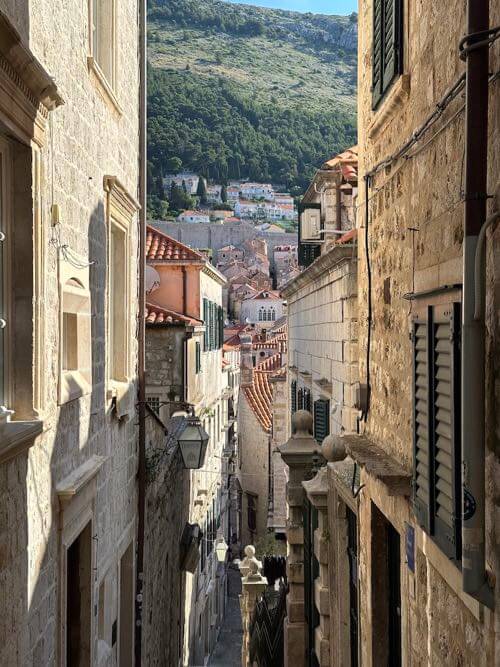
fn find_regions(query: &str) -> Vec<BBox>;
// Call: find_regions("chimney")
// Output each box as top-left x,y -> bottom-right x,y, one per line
239,333 -> 254,387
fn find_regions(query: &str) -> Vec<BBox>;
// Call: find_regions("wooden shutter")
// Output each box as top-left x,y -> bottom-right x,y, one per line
218,306 -> 224,349
372,0 -> 403,109
372,0 -> 383,108
195,341 -> 201,374
291,380 -> 297,414
209,302 -> 215,350
412,302 -> 461,561
203,298 -> 209,351
314,399 -> 330,444
412,312 -> 432,532
432,303 -> 461,560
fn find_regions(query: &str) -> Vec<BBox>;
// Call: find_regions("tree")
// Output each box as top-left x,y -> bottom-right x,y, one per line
196,176 -> 208,205
165,156 -> 182,173
170,182 -> 193,211
221,184 -> 227,203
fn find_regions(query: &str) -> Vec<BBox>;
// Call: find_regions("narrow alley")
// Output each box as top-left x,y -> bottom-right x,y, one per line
208,565 -> 243,667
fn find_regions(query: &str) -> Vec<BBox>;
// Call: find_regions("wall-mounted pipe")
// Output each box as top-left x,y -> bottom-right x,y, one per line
461,0 -> 493,607
473,210 -> 499,320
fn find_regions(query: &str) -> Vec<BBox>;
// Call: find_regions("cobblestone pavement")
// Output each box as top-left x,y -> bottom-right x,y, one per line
208,565 -> 243,666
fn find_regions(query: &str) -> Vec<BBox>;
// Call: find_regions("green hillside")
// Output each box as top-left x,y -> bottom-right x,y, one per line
147,0 -> 357,214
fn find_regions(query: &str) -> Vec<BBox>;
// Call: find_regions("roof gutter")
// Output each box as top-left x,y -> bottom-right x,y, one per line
461,0 -> 494,607
135,0 -> 148,662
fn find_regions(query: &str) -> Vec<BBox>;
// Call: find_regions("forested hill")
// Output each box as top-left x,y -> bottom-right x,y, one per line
147,0 -> 357,193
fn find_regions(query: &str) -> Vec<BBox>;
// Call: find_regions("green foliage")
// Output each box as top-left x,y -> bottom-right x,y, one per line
169,182 -> 194,211
147,0 -> 357,195
165,156 -> 182,172
148,69 -> 356,191
221,184 -> 227,203
196,176 -> 208,205
254,533 -> 287,558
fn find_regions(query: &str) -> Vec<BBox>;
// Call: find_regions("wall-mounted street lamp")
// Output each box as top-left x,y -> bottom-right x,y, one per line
177,409 -> 209,469
215,538 -> 229,563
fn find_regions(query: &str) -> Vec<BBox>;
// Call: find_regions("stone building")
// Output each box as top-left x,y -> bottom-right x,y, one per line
0,3 -> 141,665
279,1 -> 500,666
144,226 -> 233,665
240,289 -> 285,328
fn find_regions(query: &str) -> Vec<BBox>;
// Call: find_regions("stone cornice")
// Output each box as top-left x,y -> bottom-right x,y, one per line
201,261 -> 227,286
282,245 -> 355,297
0,11 -> 63,146
104,176 -> 141,217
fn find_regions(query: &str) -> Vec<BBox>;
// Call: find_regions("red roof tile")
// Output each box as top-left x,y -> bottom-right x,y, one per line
146,226 -> 204,262
146,302 -> 202,326
244,354 -> 285,432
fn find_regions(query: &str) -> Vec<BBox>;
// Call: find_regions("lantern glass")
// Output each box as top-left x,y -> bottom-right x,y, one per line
215,538 -> 228,563
178,417 -> 209,469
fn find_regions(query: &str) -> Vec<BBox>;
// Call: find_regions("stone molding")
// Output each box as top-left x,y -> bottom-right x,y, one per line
368,74 -> 411,140
281,245 -> 355,298
0,12 -> 63,146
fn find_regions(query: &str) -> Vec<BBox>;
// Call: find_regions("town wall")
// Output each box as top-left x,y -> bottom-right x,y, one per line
152,221 -> 297,269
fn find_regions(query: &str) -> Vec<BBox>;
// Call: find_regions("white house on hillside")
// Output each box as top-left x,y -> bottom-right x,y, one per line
177,210 -> 210,224
240,289 -> 285,327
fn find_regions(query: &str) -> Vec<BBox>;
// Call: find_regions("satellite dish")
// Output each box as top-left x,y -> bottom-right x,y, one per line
145,265 -> 160,294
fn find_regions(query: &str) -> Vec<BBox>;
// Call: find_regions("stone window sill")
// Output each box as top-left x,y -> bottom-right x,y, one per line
0,419 -> 43,464
87,56 -> 123,116
368,74 -> 411,140
59,370 -> 91,405
108,380 -> 135,421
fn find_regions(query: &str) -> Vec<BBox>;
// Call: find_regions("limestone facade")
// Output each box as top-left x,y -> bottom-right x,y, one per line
351,0 -> 500,664
0,2 -> 140,665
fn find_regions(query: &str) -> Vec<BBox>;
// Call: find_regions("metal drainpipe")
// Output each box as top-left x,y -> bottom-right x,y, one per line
461,0 -> 493,607
135,0 -> 147,663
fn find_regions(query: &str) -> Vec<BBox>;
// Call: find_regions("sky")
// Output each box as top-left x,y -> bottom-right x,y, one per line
228,0 -> 357,15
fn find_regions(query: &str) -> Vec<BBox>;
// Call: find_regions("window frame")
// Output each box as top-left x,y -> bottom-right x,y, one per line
411,296 -> 462,563
87,0 -> 121,112
104,176 -> 139,404
371,0 -> 404,109
58,258 -> 92,405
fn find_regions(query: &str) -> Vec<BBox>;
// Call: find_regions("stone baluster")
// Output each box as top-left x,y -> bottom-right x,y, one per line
238,545 -> 268,667
278,410 -> 322,666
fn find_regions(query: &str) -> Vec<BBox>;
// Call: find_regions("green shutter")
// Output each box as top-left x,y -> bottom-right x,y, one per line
195,341 -> 201,374
303,388 -> 312,413
218,306 -> 224,349
291,380 -> 297,414
412,302 -> 461,561
203,299 -> 209,351
372,0 -> 403,109
372,0 -> 383,108
313,400 -> 330,444
297,387 -> 304,411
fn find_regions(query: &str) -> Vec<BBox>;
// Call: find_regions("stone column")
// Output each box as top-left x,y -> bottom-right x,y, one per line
302,466 -> 330,667
278,411 -> 322,666
239,545 -> 268,667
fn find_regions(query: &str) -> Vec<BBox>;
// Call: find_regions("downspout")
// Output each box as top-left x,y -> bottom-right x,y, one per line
182,266 -> 187,315
461,0 -> 493,607
135,0 -> 147,663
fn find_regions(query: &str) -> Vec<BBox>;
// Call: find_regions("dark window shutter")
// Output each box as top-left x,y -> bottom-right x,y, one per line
298,243 -> 321,268
195,342 -> 201,373
291,380 -> 297,414
314,399 -> 330,444
209,302 -> 215,350
372,0 -> 403,109
432,303 -> 461,560
298,387 -> 304,411
372,0 -> 383,108
412,313 -> 432,533
412,302 -> 461,561
203,299 -> 209,351
303,388 -> 312,413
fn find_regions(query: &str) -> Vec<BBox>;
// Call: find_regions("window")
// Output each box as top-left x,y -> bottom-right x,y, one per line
412,300 -> 461,561
258,307 -> 264,322
89,0 -> 117,89
313,399 -> 330,444
146,396 -> 160,415
247,493 -> 257,533
290,380 -> 297,415
105,177 -> 138,401
202,298 -> 223,351
372,0 -> 403,108
195,341 -> 201,374
59,269 -> 92,405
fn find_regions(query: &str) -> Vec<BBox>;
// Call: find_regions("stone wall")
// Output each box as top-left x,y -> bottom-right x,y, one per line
151,221 -> 297,269
355,0 -> 500,664
283,247 -> 358,436
143,416 -> 190,666
0,2 -> 141,665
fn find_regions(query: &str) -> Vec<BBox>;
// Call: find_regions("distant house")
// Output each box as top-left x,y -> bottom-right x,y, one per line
163,172 -> 203,196
239,182 -> 274,200
176,210 -> 210,224
206,184 -> 222,204
240,289 -> 285,327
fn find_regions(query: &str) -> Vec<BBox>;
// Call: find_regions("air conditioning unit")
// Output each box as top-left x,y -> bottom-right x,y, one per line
299,202 -> 322,241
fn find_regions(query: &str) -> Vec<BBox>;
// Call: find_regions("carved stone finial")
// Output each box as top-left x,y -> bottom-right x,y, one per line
244,545 -> 255,558
321,434 -> 347,462
292,409 -> 313,436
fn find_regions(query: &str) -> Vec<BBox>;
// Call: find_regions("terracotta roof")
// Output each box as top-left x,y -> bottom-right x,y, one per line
145,302 -> 202,326
146,226 -> 204,262
322,146 -> 358,181
243,354 -> 284,432
336,229 -> 357,244
248,289 -> 281,301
